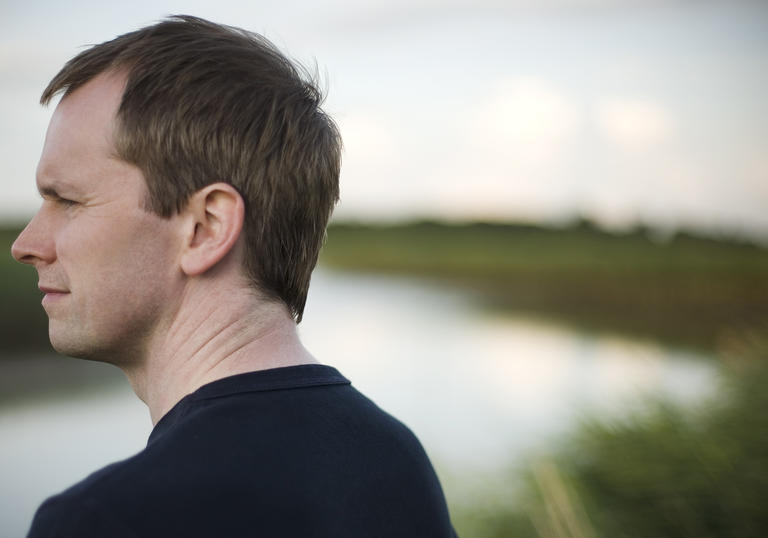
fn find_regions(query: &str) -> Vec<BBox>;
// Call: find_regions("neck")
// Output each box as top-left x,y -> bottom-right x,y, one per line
121,283 -> 316,425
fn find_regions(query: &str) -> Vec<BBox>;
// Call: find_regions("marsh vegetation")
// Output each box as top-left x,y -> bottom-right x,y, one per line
2,221 -> 766,537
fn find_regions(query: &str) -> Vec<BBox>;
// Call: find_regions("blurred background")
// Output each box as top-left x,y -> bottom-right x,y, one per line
1,1 -> 767,536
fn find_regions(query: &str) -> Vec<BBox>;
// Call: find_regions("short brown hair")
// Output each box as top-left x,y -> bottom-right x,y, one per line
41,15 -> 341,322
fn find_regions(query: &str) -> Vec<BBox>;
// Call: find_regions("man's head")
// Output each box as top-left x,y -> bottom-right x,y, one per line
35,15 -> 341,323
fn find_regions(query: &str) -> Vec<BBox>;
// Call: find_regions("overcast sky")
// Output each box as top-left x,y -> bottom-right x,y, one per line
2,0 -> 767,239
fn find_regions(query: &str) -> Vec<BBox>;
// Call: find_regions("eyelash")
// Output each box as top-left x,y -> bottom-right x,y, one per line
56,197 -> 77,207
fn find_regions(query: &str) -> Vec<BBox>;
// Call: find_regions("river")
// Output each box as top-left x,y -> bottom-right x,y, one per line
0,269 -> 718,536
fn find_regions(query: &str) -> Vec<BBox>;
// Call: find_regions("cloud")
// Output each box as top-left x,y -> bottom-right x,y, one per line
420,77 -> 585,220
471,76 -> 582,156
338,112 -> 399,162
596,97 -> 674,149
334,111 -> 407,217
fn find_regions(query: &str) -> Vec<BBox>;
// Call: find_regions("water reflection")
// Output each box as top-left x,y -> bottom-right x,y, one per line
0,269 -> 717,537
0,385 -> 148,538
302,270 -> 716,469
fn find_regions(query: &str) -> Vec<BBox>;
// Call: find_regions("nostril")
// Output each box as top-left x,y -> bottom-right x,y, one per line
10,213 -> 55,265
10,240 -> 24,263
11,229 -> 39,265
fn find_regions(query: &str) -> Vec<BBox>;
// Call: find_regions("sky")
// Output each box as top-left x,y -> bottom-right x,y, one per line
1,0 -> 767,239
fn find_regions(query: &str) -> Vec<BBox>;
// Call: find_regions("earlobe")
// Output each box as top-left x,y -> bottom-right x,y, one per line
179,183 -> 245,277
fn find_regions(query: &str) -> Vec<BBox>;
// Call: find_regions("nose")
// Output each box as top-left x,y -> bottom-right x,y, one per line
11,210 -> 55,266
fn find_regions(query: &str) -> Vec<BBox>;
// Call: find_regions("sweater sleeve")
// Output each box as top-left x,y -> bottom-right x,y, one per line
27,494 -> 136,538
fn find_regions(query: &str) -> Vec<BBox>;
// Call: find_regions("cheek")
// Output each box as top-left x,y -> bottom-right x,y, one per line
118,217 -> 181,306
56,224 -> 112,283
68,219 -> 179,337
58,214 -> 178,292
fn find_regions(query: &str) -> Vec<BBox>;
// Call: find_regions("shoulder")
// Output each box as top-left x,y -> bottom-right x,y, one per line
27,460 -> 141,538
29,379 -> 456,537
177,381 -> 430,466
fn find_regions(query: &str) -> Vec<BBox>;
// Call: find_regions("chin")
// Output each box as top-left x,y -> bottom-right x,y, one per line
49,331 -> 104,362
51,342 -> 98,361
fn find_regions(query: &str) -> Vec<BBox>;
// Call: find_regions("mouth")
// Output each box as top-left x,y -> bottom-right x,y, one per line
39,285 -> 70,305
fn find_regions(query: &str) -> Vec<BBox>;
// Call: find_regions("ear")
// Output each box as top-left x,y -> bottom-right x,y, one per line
179,183 -> 245,277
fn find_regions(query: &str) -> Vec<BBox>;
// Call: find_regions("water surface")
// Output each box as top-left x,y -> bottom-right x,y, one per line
0,270 -> 718,536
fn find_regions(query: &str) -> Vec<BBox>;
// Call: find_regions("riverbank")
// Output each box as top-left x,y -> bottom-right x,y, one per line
321,220 -> 768,353
0,354 -> 126,406
2,226 -> 759,537
0,227 -> 49,353
3,220 -> 766,355
452,334 -> 768,538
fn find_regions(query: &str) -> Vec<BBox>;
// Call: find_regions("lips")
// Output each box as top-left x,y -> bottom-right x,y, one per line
39,285 -> 70,307
39,285 -> 70,294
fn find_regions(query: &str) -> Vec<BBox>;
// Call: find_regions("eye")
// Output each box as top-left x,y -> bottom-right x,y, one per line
56,197 -> 78,207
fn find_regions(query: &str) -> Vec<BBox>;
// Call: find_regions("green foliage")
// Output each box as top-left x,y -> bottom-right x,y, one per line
453,332 -> 768,538
0,227 -> 50,353
322,221 -> 768,352
4,218 -> 766,355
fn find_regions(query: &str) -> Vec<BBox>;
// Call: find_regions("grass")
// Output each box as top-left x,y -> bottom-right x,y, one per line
3,219 -> 766,354
320,220 -> 768,353
450,329 -> 768,538
0,227 -> 50,353
3,219 -> 765,535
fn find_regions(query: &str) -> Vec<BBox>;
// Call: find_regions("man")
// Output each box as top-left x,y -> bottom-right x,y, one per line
12,15 -> 456,537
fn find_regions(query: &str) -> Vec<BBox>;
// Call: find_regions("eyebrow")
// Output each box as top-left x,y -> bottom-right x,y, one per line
38,184 -> 71,200
36,175 -> 82,199
39,185 -> 61,197
38,183 -> 85,203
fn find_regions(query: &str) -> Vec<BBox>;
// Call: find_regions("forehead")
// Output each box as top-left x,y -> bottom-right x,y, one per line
36,71 -> 129,191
